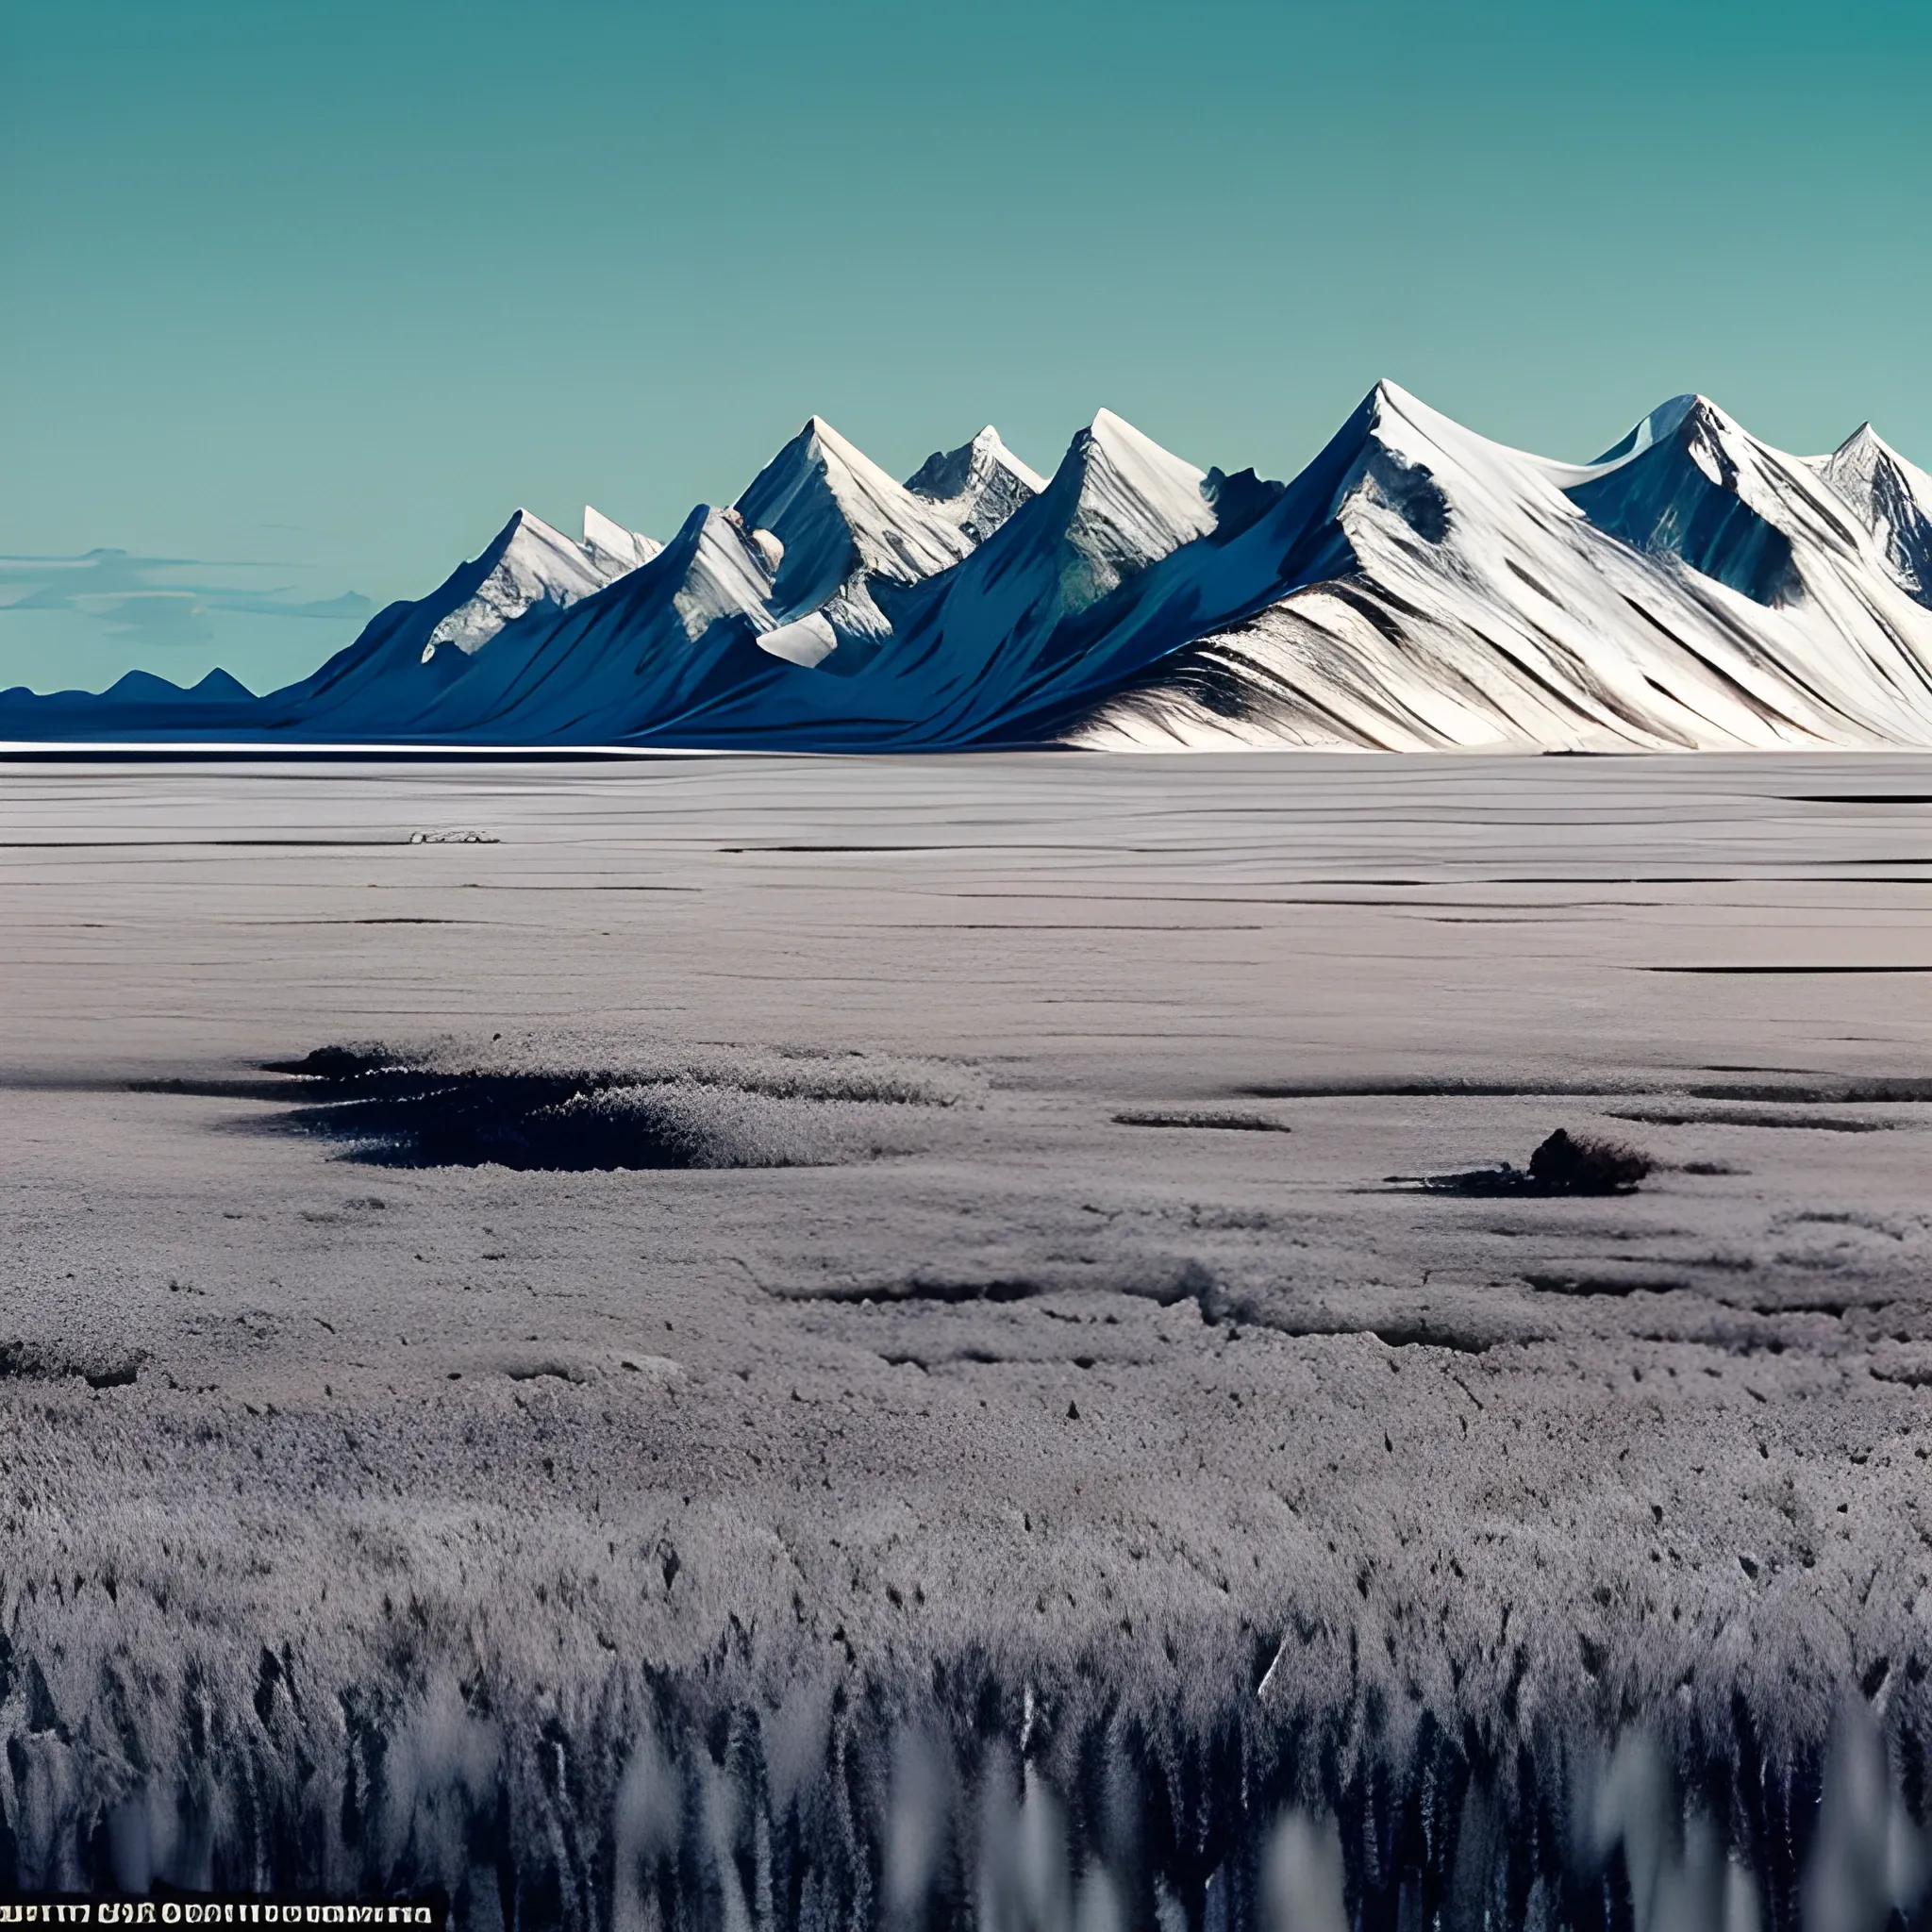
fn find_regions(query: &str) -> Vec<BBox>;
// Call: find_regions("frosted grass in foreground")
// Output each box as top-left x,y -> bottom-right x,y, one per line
13,1631 -> 1925,1931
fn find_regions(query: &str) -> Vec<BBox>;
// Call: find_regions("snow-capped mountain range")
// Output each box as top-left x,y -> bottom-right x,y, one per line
8,390 -> 1932,752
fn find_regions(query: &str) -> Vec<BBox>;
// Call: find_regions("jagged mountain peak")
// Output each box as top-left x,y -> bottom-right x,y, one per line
747,416 -> 924,524
904,424 -> 1045,497
491,504 -> 577,559
1341,381 -> 1483,475
735,416 -> 974,619
1586,393 -> 1714,468
977,425 -> 1044,487
1814,419 -> 1931,495
904,426 -> 1047,546
666,504 -> 781,642
1557,395 -> 1816,606
784,415 -> 874,480
1358,379 -> 1505,450
1353,381 -> 1610,493
1054,408 -> 1212,521
270,501 -> 652,725
1082,407 -> 1197,475
1366,376 -> 1434,420
1812,418 -> 1932,606
854,408 -> 1227,680
1830,421 -> 1886,461
1574,395 -> 1819,510
421,507 -> 617,663
1033,410 -> 1218,608
581,506 -> 661,575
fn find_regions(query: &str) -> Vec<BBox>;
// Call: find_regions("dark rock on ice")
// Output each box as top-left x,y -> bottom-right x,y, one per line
1419,1128 -> 1652,1196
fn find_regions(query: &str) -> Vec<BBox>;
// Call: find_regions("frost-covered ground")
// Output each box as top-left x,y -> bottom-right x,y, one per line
5,754 -> 1932,1929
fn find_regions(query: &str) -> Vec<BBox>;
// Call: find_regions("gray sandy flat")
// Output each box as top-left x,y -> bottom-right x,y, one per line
4,753 -> 1931,1926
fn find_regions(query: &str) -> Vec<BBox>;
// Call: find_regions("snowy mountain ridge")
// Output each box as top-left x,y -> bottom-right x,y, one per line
736,417 -> 974,612
1077,383 -> 1932,752
420,508 -> 626,664
7,391 -> 1932,751
1810,423 -> 1932,608
905,426 -> 1047,545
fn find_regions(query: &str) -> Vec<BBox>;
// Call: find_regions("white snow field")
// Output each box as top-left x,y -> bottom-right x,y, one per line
6,754 -> 1932,1928
8,390 -> 1932,754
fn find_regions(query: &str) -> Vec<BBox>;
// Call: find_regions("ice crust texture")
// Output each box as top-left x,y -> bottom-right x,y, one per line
10,748 -> 1932,1926
11,389 -> 1932,749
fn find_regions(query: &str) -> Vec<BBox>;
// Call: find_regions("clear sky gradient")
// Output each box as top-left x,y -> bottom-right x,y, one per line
3,0 -> 1928,692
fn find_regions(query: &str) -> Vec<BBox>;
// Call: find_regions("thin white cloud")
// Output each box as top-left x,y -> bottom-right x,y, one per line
0,549 -> 372,645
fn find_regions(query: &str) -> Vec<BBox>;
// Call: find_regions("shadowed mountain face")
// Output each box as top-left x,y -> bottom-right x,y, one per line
1565,396 -> 1801,607
6,391 -> 1932,750
1813,424 -> 1932,609
905,425 -> 1048,546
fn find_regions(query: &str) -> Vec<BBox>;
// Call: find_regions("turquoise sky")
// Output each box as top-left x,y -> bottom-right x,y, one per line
3,0 -> 1928,693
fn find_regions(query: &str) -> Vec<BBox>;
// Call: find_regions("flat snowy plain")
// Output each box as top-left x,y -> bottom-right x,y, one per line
6,752 -> 1932,1928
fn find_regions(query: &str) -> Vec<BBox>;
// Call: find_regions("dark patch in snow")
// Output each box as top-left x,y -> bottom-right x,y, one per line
197,1042 -> 975,1170
1362,445 -> 1452,543
0,1341 -> 144,1388
1607,1108 -> 1893,1133
788,1276 -> 1045,1307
